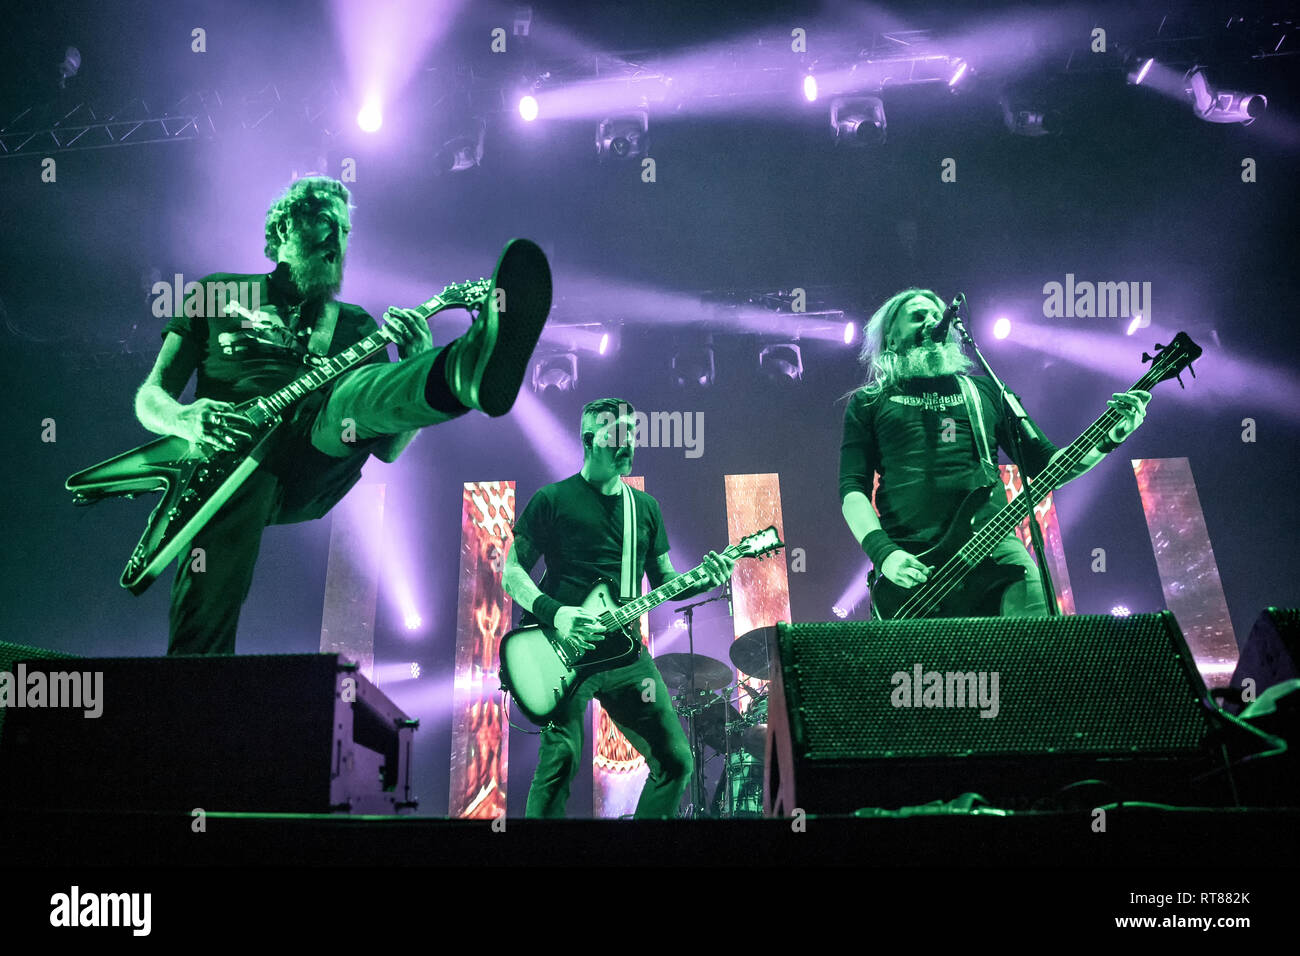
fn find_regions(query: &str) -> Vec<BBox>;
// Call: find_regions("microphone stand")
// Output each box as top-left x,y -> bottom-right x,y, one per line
949,298 -> 1059,616
673,588 -> 731,817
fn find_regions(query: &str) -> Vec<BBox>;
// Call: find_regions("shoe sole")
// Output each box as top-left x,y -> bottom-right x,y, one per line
474,238 -> 553,417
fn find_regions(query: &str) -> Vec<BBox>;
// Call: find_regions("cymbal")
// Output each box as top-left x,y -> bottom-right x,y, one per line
654,652 -> 733,692
729,626 -> 778,679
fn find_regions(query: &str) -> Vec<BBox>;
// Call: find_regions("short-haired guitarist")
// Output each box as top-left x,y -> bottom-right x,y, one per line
502,398 -> 734,818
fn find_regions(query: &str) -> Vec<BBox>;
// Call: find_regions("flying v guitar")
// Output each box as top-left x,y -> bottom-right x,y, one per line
66,276 -> 492,595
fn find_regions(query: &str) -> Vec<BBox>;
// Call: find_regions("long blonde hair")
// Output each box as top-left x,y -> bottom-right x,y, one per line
851,287 -> 969,398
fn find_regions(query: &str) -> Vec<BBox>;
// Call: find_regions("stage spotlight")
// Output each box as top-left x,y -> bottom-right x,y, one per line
947,59 -> 969,88
57,47 -> 81,88
993,317 -> 1011,339
1126,315 -> 1143,336
1110,604 -> 1131,617
831,605 -> 849,619
434,117 -> 486,174
1186,68 -> 1266,125
759,343 -> 803,383
404,611 -> 422,630
598,332 -> 610,355
357,96 -> 383,133
513,5 -> 533,37
671,344 -> 714,389
1131,57 -> 1154,86
519,94 -> 539,121
1000,96 -> 1059,137
830,96 -> 886,146
843,321 -> 856,345
410,662 -> 421,679
597,111 -> 648,162
531,351 -> 579,393
803,74 -> 819,102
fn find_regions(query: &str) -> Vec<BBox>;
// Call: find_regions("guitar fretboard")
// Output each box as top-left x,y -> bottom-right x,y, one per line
953,360 -> 1167,570
602,545 -> 745,630
259,282 -> 487,415
263,330 -> 394,414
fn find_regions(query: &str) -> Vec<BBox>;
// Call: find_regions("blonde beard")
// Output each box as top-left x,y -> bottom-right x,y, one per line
896,340 -> 971,380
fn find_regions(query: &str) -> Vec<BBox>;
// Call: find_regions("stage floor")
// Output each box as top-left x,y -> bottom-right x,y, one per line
5,805 -> 1297,867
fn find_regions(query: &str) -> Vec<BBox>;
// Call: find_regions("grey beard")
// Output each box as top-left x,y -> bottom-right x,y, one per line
896,340 -> 970,380
287,256 -> 342,299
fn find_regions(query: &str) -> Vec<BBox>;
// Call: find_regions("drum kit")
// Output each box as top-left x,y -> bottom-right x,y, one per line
653,589 -> 778,818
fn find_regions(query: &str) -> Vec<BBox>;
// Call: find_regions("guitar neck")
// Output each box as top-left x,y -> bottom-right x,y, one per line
260,293 -> 454,415
955,364 -> 1164,568
606,547 -> 739,630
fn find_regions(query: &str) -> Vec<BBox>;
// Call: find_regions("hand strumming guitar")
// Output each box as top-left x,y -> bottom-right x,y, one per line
880,550 -> 934,589
175,399 -> 255,450
555,606 -> 600,656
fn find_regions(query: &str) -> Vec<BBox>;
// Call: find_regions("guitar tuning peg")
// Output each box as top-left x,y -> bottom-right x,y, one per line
1188,362 -> 1197,378
1141,352 -> 1154,364
1175,372 -> 1185,389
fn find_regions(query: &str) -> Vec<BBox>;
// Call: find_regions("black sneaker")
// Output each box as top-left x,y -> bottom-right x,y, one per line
443,238 -> 552,416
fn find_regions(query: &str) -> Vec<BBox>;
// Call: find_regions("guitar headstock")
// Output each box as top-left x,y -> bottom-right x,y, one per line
731,525 -> 784,560
1140,331 -> 1202,390
436,277 -> 493,311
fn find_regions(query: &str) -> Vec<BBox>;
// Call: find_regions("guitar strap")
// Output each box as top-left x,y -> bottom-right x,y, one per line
958,375 -> 999,483
305,301 -> 340,362
618,480 -> 638,601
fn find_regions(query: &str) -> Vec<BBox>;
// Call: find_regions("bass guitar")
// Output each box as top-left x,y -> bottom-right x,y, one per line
499,525 -> 784,725
868,332 -> 1202,620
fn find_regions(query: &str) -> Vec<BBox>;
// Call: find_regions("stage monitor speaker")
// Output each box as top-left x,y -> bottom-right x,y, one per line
0,640 -> 78,744
0,653 -> 417,815
1226,607 -> 1299,715
764,613 -> 1230,815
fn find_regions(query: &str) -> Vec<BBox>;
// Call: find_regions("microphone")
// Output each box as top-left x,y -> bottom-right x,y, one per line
930,294 -> 963,343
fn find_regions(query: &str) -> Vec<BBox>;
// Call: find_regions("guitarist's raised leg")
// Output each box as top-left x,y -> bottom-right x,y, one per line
308,346 -> 470,460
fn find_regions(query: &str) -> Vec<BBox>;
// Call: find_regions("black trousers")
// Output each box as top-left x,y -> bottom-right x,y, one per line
524,647 -> 694,819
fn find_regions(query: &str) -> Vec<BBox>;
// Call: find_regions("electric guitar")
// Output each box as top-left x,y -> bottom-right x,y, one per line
868,332 -> 1202,620
499,525 -> 784,725
66,277 -> 491,595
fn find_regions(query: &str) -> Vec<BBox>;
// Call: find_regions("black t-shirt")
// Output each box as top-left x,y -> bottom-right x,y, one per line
838,374 -> 1058,549
162,264 -> 390,525
512,473 -> 671,622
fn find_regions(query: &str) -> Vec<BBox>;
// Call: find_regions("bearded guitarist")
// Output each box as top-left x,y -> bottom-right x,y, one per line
502,398 -> 734,818
840,288 -> 1150,617
134,175 -> 550,655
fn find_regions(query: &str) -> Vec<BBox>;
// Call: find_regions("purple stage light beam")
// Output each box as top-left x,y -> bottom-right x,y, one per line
331,0 -> 465,135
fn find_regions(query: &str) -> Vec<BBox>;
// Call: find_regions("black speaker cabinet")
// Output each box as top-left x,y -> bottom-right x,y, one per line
1227,608 -> 1300,715
0,653 -> 417,814
765,613 -> 1232,815
0,640 -> 78,744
